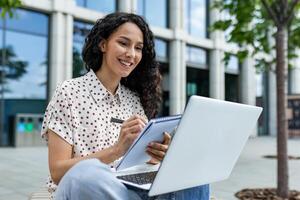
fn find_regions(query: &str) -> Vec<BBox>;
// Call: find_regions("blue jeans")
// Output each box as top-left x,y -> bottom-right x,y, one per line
55,159 -> 210,200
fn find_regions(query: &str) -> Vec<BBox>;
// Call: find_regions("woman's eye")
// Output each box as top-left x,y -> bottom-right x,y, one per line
135,46 -> 143,51
119,41 -> 127,46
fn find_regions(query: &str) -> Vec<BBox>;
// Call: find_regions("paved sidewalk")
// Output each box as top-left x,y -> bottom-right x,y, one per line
0,137 -> 299,200
211,137 -> 300,199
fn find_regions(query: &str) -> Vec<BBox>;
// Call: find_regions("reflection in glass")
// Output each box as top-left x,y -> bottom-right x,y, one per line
158,62 -> 169,116
154,38 -> 168,60
4,31 -> 48,99
75,0 -> 116,13
226,55 -> 239,72
185,0 -> 207,38
73,21 -> 93,78
186,45 -> 207,66
0,9 -> 49,146
137,0 -> 167,28
1,9 -> 48,36
0,46 -> 28,94
186,67 -> 209,102
76,0 -> 85,7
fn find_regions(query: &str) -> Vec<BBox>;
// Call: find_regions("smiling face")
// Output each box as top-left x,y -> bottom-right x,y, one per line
99,22 -> 144,81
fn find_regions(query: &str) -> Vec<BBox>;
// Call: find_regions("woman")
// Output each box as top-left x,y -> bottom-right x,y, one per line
41,12 -> 209,200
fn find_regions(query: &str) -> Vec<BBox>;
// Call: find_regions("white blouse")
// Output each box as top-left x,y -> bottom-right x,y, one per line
41,70 -> 147,192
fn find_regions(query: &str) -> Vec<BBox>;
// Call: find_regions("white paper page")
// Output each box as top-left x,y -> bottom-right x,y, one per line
116,115 -> 181,170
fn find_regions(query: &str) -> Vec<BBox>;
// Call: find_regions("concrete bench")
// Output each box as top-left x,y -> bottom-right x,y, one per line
29,188 -> 51,200
29,188 -> 218,200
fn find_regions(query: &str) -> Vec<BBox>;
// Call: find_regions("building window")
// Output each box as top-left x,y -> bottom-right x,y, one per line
225,55 -> 240,102
137,0 -> 168,28
159,62 -> 170,116
154,38 -> 169,116
73,20 -> 93,78
225,54 -> 239,74
186,68 -> 209,100
186,45 -> 208,69
155,38 -> 168,62
0,9 -> 49,146
76,0 -> 116,13
0,9 -> 48,99
225,73 -> 240,102
185,0 -> 208,38
186,45 -> 209,101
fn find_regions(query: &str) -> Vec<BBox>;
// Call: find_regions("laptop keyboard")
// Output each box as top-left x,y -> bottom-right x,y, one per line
117,171 -> 157,185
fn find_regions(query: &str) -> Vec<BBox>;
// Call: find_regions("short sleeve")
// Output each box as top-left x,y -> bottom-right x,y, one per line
41,83 -> 74,145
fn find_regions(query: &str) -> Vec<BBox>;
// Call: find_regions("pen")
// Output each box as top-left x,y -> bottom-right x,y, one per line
110,117 -> 124,124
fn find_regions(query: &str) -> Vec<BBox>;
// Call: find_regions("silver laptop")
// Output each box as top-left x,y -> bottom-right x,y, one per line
114,95 -> 263,196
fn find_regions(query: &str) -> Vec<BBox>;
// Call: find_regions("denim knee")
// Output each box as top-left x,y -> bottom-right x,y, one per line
55,159 -> 142,200
171,184 -> 210,200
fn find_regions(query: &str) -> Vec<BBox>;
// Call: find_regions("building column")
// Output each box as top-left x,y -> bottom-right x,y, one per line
268,70 -> 277,136
169,41 -> 186,114
65,14 -> 74,81
49,11 -> 73,98
118,0 -> 137,13
169,0 -> 186,114
290,49 -> 300,94
241,57 -> 256,106
209,50 -> 225,100
241,57 -> 257,136
209,2 -> 225,100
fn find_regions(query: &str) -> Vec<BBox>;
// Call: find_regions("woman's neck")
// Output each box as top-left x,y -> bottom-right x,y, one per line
95,68 -> 120,95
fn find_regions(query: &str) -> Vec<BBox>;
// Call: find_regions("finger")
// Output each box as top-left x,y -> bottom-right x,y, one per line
123,117 -> 146,128
163,132 -> 171,145
121,126 -> 141,138
146,157 -> 160,165
146,150 -> 163,162
127,124 -> 144,134
148,142 -> 168,152
121,131 -> 139,143
139,116 -> 148,124
146,147 -> 165,160
121,115 -> 138,126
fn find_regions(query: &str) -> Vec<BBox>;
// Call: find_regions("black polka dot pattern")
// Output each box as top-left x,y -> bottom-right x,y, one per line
41,70 -> 147,193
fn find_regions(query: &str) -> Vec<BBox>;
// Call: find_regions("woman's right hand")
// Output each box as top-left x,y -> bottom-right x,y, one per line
114,115 -> 147,157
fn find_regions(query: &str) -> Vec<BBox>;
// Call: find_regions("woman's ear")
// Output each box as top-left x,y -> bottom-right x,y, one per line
99,40 -> 107,53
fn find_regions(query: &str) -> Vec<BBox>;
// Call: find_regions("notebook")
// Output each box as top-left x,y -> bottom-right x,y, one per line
116,115 -> 181,170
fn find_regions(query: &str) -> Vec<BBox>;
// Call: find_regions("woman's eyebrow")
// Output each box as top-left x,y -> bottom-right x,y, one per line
119,36 -> 143,45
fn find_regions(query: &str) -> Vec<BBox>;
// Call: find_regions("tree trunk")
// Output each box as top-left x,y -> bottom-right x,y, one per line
275,25 -> 289,198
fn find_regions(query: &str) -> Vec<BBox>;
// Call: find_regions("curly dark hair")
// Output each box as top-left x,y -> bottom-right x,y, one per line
82,12 -> 162,119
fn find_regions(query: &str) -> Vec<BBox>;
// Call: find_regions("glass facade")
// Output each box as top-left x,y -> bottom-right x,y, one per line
155,38 -> 168,62
73,20 -> 93,78
185,0 -> 208,38
225,55 -> 240,102
0,9 -> 49,146
159,62 -> 170,116
153,38 -> 169,116
186,45 -> 208,67
186,67 -> 209,100
186,45 -> 209,101
137,0 -> 168,28
226,54 -> 239,73
225,74 -> 239,102
76,0 -> 116,13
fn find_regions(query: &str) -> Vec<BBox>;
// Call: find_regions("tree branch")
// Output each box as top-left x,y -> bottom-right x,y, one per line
285,0 -> 300,24
261,0 -> 280,26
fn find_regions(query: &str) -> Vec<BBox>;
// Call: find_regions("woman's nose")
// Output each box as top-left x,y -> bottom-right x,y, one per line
125,47 -> 135,58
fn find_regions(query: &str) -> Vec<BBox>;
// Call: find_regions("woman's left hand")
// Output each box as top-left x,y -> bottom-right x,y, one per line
146,132 -> 171,165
